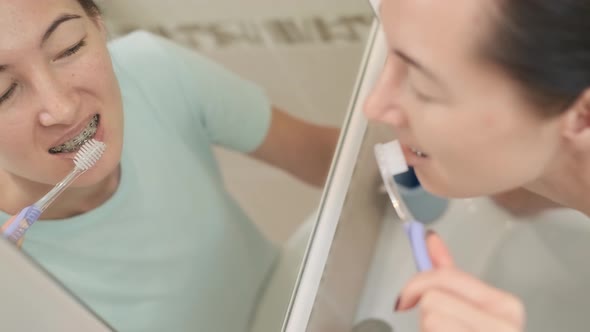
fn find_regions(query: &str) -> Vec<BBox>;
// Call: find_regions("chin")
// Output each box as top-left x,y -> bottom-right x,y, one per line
415,170 -> 488,199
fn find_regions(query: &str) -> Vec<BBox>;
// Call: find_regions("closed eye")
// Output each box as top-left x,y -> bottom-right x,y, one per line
56,39 -> 86,60
409,83 -> 436,103
0,83 -> 17,105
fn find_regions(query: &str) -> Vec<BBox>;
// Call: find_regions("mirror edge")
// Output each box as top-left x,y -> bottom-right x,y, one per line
281,18 -> 386,332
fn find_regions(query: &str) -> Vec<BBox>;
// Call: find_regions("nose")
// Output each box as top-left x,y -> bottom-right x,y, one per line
363,55 -> 408,128
34,69 -> 80,127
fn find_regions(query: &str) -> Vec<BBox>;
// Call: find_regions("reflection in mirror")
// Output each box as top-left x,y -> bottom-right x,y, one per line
0,0 -> 373,331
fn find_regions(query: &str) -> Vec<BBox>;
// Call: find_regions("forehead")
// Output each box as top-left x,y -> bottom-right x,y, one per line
0,0 -> 84,49
380,0 -> 494,60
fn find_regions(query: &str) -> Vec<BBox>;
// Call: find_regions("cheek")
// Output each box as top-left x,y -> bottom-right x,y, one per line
465,132 -> 549,194
0,113 -> 34,150
73,48 -> 123,120
0,125 -> 37,174
93,56 -> 121,107
75,52 -> 110,89
414,108 -> 543,196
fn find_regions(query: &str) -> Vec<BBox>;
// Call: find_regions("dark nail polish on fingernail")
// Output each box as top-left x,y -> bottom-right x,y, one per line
394,297 -> 401,312
426,229 -> 436,238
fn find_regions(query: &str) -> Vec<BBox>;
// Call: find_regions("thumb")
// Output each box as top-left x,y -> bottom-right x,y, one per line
1,215 -> 16,234
426,231 -> 454,268
2,216 -> 24,248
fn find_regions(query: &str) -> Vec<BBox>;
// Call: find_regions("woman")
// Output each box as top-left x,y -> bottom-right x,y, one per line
365,0 -> 589,331
0,0 -> 338,331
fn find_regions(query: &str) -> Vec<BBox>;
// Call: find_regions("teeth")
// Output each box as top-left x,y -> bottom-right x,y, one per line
49,115 -> 99,154
411,147 -> 427,157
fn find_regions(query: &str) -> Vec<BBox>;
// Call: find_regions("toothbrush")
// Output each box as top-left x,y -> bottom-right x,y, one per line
374,140 -> 433,272
2,139 -> 106,245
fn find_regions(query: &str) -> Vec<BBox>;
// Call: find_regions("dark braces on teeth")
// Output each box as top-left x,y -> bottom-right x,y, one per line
49,115 -> 99,154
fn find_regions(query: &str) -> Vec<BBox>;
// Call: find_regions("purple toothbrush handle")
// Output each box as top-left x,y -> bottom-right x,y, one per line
2,206 -> 41,243
404,221 -> 433,271
2,208 -> 30,237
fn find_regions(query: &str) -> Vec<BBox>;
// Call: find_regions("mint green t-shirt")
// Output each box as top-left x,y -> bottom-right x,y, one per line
0,31 -> 278,332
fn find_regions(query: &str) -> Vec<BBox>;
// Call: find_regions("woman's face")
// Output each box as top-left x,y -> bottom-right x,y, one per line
0,0 -> 123,188
365,0 -> 564,198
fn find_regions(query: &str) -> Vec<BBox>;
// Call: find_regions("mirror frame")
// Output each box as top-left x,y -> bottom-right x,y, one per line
282,19 -> 387,331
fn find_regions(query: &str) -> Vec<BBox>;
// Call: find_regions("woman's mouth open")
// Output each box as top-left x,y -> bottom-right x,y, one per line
410,146 -> 428,158
49,114 -> 100,154
402,144 -> 430,166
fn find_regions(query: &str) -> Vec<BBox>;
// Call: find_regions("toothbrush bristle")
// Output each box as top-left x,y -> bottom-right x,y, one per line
375,140 -> 409,176
74,139 -> 106,171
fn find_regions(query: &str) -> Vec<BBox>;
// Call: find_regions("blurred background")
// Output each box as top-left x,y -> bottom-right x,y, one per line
99,0 -> 374,244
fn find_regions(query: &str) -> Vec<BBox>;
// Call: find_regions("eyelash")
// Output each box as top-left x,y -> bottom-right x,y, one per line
0,39 -> 87,106
0,83 -> 17,105
406,70 -> 436,103
410,84 -> 435,103
58,39 -> 87,59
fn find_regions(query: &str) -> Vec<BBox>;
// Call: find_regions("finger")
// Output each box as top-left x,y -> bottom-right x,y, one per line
426,231 -> 454,268
1,215 -> 17,232
399,268 -> 525,326
2,216 -> 24,248
419,289 -> 522,332
419,309 -> 472,332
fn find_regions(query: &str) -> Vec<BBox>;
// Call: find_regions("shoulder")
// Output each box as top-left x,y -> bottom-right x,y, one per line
107,31 -> 195,125
107,30 -> 177,67
106,30 -> 197,101
107,30 -> 225,94
108,30 -> 169,53
108,30 -> 219,72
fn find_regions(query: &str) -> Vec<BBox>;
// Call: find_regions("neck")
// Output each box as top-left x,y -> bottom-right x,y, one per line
0,166 -> 120,220
527,150 -> 590,217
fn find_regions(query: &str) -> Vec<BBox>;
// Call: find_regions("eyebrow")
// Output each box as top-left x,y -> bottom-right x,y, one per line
41,14 -> 82,45
393,49 -> 445,87
0,14 -> 82,72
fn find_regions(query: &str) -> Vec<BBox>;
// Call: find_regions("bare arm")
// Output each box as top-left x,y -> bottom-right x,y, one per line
249,107 -> 340,187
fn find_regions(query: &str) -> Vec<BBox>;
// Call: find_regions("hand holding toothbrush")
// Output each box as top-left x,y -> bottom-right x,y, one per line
394,232 -> 526,332
375,141 -> 525,330
1,139 -> 106,247
1,216 -> 23,247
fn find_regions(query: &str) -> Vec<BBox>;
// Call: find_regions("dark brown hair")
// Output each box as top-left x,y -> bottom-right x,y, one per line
484,0 -> 590,116
76,0 -> 101,17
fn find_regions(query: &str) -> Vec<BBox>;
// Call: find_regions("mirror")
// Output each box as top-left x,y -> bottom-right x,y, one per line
0,237 -> 112,331
0,0 -> 374,331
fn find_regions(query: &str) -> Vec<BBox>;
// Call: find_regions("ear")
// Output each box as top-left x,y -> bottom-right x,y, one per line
561,88 -> 590,150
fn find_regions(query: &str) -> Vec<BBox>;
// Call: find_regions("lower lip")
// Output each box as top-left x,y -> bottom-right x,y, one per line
401,144 -> 429,167
53,116 -> 105,159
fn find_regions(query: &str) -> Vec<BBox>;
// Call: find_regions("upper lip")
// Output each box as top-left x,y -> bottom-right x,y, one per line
398,139 -> 427,154
48,114 -> 97,149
